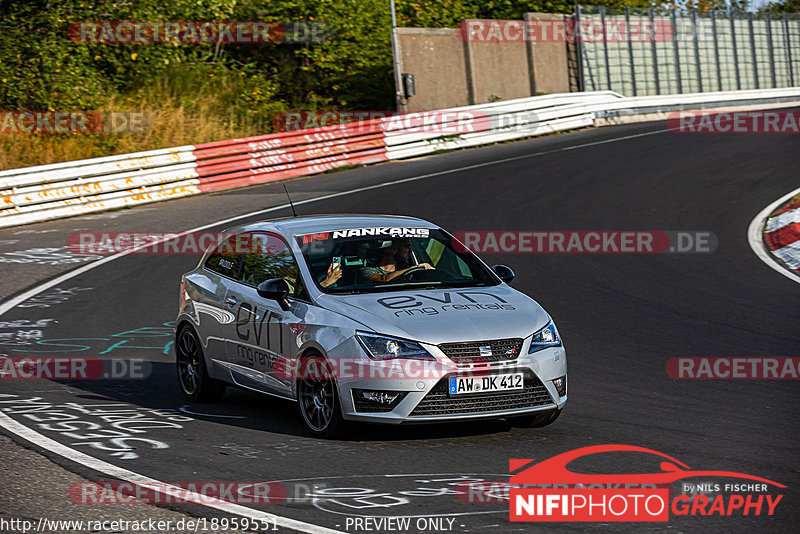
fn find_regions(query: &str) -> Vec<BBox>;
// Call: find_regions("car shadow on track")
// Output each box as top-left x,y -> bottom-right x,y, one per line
59,362 -> 528,442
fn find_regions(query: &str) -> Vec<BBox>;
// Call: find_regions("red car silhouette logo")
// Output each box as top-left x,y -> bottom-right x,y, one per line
510,444 -> 785,487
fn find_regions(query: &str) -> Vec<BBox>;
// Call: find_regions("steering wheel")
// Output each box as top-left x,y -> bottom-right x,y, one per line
396,265 -> 430,281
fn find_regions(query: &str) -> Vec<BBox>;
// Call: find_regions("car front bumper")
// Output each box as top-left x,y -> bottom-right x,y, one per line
329,336 -> 567,424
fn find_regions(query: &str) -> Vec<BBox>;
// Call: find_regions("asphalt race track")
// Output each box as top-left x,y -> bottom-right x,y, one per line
1,120 -> 798,533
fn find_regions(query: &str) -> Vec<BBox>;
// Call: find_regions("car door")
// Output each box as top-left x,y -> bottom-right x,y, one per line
224,232 -> 309,397
197,233 -> 248,375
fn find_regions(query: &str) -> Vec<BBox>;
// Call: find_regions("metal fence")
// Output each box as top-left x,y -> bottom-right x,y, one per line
576,6 -> 800,96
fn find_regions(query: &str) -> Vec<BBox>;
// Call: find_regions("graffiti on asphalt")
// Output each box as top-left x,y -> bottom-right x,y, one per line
269,474 -> 506,521
0,247 -> 101,265
3,321 -> 175,355
0,394 -> 193,460
0,318 -> 56,347
17,287 -> 92,309
0,318 -> 56,329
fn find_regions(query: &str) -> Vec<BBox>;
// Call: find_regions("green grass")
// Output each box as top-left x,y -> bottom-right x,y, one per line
0,68 -> 279,170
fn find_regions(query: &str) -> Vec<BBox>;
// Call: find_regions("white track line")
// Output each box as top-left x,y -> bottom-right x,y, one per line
747,186 -> 800,285
0,126 -> 670,533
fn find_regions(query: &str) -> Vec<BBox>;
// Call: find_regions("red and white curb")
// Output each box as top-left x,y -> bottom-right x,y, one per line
748,187 -> 800,284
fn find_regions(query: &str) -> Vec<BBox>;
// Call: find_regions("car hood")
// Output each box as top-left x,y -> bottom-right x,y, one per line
316,285 -> 549,345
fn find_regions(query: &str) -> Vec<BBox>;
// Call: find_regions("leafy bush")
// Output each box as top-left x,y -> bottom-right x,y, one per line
0,0 -> 682,168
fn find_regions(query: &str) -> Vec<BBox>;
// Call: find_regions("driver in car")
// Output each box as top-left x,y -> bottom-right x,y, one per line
358,238 -> 434,283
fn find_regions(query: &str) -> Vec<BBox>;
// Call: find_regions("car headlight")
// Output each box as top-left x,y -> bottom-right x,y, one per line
528,321 -> 561,353
355,332 -> 434,361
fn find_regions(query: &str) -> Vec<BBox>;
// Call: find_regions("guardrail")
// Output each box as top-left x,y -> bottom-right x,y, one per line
1,88 -> 799,229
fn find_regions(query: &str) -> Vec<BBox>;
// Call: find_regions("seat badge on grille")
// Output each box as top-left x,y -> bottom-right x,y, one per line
479,345 -> 492,357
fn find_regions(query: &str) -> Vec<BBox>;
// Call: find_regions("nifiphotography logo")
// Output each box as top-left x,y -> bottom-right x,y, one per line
507,445 -> 784,522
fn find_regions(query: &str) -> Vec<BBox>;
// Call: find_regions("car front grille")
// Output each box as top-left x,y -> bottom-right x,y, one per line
408,370 -> 553,417
439,338 -> 523,365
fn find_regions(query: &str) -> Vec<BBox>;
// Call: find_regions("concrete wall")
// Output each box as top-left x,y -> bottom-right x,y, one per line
465,39 -> 531,104
394,12 -> 799,107
525,13 -> 571,94
396,15 -> 572,111
394,28 -> 470,112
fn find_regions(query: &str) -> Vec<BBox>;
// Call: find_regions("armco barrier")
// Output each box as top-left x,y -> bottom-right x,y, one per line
594,87 -> 800,125
1,88 -> 800,229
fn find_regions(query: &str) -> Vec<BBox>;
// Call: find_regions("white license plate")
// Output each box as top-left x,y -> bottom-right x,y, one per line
448,373 -> 524,395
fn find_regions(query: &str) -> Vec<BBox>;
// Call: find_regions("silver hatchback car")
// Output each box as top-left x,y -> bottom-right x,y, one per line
176,215 -> 567,437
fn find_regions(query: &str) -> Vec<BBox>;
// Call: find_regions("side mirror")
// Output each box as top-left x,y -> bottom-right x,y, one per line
491,264 -> 515,284
257,278 -> 291,311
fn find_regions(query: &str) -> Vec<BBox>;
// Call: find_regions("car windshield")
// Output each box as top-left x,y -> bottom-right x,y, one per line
295,227 -> 499,294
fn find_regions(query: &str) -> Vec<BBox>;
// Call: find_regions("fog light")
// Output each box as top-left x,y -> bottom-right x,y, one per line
359,390 -> 401,404
552,376 -> 567,397
352,389 -> 407,413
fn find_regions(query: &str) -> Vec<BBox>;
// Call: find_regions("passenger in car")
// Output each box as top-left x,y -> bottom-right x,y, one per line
320,262 -> 343,288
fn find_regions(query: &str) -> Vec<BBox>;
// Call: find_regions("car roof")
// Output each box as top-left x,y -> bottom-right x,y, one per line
237,214 -> 439,236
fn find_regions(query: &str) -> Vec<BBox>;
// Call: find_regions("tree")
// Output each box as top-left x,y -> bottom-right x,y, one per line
762,0 -> 800,13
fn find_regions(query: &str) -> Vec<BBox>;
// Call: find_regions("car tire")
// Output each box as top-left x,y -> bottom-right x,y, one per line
296,353 -> 347,439
509,408 -> 561,428
176,324 -> 226,403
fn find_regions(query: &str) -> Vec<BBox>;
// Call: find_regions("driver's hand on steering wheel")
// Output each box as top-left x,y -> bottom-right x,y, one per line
417,263 -> 435,270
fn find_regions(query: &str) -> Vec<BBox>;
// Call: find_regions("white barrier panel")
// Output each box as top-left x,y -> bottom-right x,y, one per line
4,164 -> 201,209
0,146 -> 196,189
1,88 -> 799,229
0,180 -> 202,228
